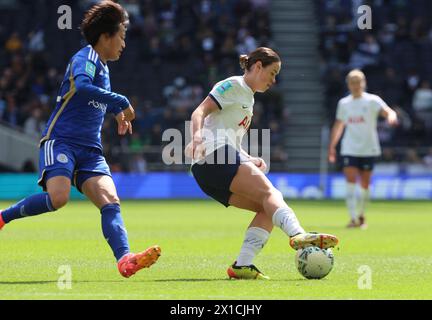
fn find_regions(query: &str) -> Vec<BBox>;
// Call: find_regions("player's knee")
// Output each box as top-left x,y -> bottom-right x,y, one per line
259,187 -> 284,207
273,188 -> 284,201
106,194 -> 120,206
48,191 -> 69,209
258,186 -> 277,204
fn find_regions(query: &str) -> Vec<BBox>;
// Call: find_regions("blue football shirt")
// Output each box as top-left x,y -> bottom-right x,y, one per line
41,45 -> 129,150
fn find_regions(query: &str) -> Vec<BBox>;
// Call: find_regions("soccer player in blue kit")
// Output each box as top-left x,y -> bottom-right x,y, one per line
0,1 -> 160,278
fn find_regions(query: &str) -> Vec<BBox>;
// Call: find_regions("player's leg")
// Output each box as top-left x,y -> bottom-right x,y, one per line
79,173 -> 160,278
342,156 -> 360,227
226,194 -> 271,279
358,165 -> 373,229
0,140 -> 73,229
0,176 -> 70,229
229,162 -> 338,249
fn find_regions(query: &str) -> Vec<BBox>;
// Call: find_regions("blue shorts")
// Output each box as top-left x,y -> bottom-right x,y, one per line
38,139 -> 112,193
342,155 -> 376,171
191,145 -> 241,207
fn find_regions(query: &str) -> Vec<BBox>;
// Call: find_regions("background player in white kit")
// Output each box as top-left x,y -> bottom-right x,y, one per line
328,69 -> 398,228
186,47 -> 339,280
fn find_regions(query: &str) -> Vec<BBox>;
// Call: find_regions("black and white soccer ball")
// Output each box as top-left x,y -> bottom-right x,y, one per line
295,246 -> 334,279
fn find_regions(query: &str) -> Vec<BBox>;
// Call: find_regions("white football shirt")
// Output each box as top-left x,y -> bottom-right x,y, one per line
336,92 -> 387,156
194,76 -> 254,164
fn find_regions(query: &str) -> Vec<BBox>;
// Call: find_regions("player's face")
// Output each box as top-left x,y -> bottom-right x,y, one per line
106,24 -> 126,61
348,77 -> 365,96
255,61 -> 281,93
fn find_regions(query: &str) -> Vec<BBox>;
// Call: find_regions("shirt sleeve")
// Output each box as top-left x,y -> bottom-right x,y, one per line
371,95 -> 388,114
335,100 -> 346,122
74,75 -> 130,115
208,79 -> 239,110
71,51 -> 99,82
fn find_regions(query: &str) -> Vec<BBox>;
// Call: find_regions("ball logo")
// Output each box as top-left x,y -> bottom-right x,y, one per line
57,153 -> 69,164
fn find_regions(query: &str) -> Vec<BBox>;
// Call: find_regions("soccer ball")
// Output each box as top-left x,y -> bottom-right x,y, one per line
295,246 -> 334,279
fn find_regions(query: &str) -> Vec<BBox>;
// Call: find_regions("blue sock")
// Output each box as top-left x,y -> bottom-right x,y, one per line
101,203 -> 130,261
1,193 -> 56,223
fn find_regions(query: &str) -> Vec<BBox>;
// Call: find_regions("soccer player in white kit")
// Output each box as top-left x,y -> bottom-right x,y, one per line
328,69 -> 398,228
186,47 -> 339,280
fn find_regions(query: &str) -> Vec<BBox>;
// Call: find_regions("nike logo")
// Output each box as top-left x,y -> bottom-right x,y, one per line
242,105 -> 248,109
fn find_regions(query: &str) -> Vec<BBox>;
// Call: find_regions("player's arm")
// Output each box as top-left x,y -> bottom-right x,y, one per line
185,96 -> 219,159
74,75 -> 133,135
74,75 -> 130,115
328,120 -> 345,163
380,104 -> 398,126
71,56 -> 134,119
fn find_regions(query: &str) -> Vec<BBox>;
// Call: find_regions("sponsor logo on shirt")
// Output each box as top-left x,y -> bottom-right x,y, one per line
238,116 -> 251,129
88,100 -> 107,113
348,116 -> 366,124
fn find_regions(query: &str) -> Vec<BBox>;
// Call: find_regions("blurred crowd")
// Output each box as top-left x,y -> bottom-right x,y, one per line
317,0 -> 432,165
0,0 -> 286,173
2,0 -> 431,173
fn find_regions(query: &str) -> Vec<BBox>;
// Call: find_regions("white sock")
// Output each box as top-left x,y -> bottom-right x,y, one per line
236,227 -> 270,266
272,207 -> 305,237
346,183 -> 357,220
358,187 -> 370,217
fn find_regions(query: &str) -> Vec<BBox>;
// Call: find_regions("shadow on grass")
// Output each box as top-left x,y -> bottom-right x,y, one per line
153,278 -> 310,282
153,278 -> 227,282
0,279 -> 225,285
0,278 -> 311,285
0,280 -> 125,285
0,281 -> 60,285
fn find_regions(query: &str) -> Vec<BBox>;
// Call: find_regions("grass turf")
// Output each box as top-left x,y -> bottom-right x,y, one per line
0,200 -> 431,300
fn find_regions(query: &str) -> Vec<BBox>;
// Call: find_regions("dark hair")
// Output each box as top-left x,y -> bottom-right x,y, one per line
239,47 -> 281,71
80,0 -> 129,46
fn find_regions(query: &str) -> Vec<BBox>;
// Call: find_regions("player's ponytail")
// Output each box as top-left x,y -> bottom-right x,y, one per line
239,55 -> 249,71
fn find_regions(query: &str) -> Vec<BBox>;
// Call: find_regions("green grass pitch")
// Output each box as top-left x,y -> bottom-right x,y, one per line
1,200 -> 431,300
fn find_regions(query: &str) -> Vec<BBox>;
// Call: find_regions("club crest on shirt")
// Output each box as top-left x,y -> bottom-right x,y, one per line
57,153 -> 69,164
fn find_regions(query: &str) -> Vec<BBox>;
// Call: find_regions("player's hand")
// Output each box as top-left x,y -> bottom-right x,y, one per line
115,112 -> 133,135
251,157 -> 267,173
123,105 -> 135,121
387,112 -> 398,126
328,147 -> 337,163
185,136 -> 205,160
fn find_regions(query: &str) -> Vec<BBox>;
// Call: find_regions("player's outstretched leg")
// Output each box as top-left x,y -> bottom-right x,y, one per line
230,163 -> 339,251
0,192 -> 57,230
99,203 -> 162,278
271,208 -> 339,249
117,245 -> 161,278
0,176 -> 71,231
